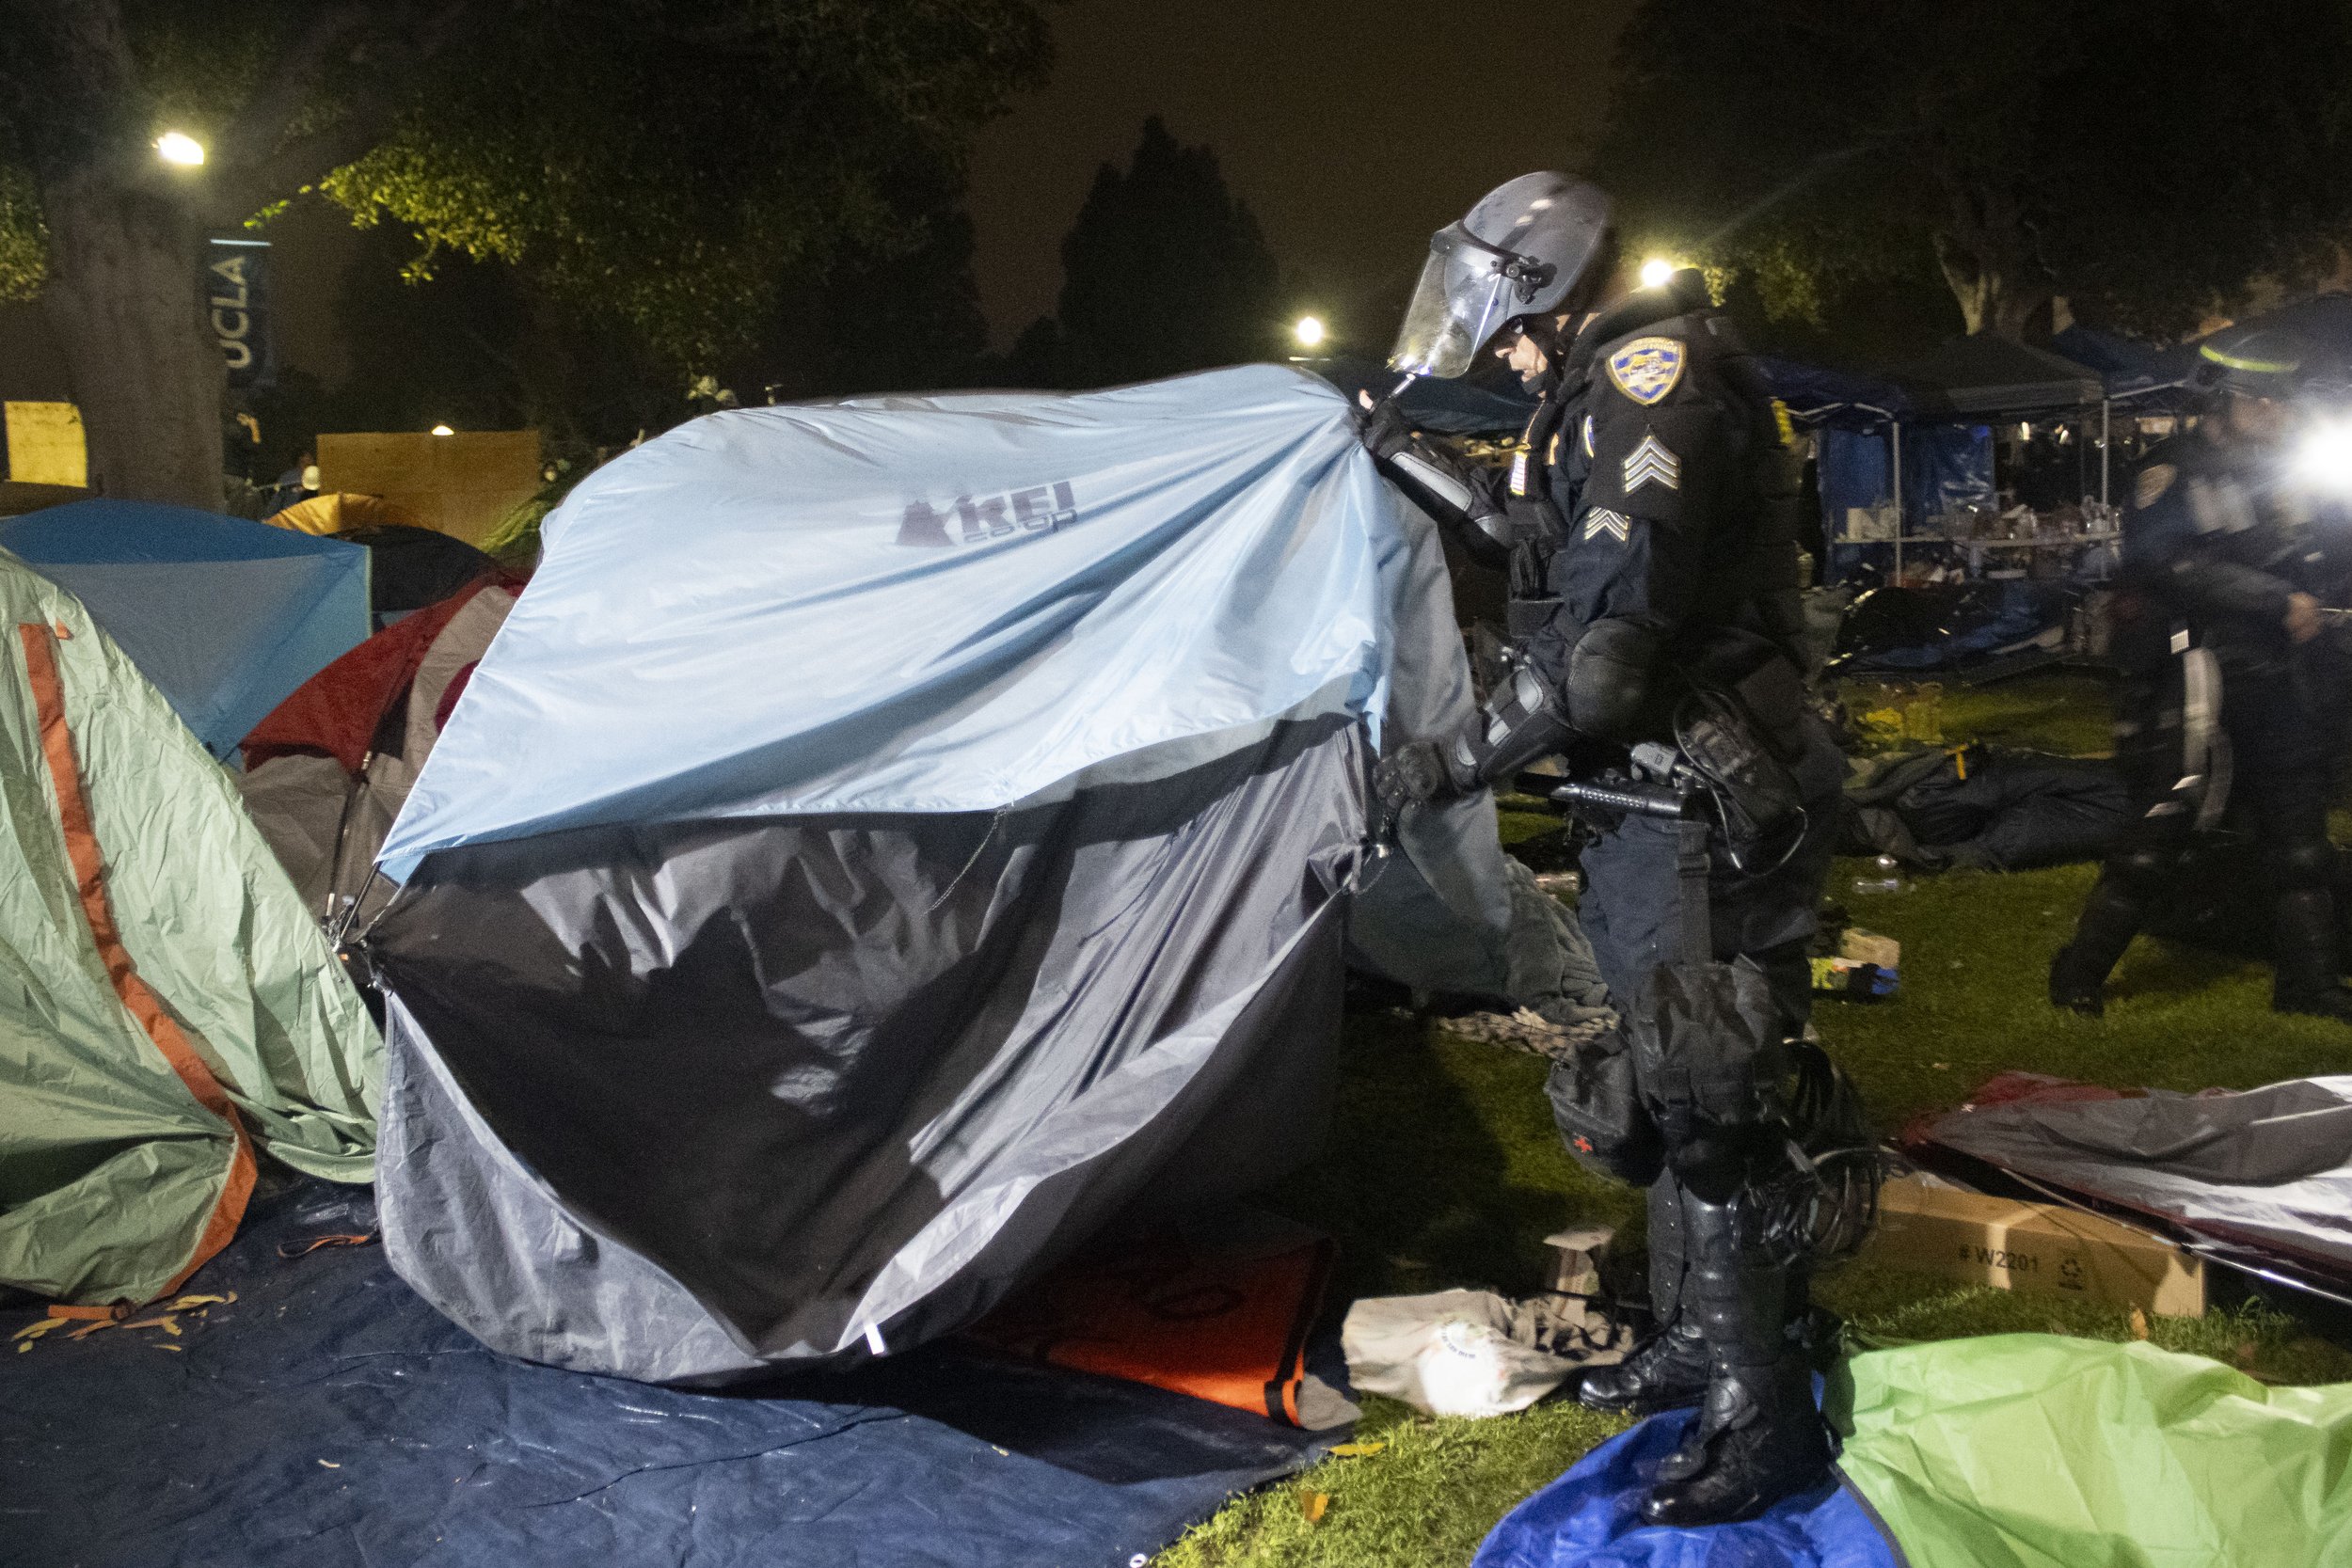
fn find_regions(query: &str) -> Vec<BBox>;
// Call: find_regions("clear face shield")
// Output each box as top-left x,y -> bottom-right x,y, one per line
1388,227 -> 1551,381
1387,174 -> 1611,381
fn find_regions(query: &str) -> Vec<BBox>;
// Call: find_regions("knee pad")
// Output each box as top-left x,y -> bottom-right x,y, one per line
1565,619 -> 1664,741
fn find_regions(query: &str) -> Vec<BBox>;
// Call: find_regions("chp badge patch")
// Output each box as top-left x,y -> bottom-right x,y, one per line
1607,337 -> 1686,406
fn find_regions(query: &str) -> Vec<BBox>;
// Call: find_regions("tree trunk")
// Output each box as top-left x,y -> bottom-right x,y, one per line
1931,180 -> 2050,341
37,172 -> 226,508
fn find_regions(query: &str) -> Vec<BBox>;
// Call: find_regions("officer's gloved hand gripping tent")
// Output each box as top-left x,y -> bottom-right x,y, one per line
364,366 -> 1528,1384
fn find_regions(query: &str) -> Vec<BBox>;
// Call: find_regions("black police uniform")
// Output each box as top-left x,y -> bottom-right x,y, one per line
1370,273 -> 1845,1523
2051,427 -> 2352,1018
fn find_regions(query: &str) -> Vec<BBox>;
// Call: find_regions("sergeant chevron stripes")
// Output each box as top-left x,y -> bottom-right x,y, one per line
1582,507 -> 1632,543
1622,431 -> 1681,493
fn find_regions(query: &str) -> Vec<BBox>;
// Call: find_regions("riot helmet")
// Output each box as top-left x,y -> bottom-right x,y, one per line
2195,326 -> 2307,401
1389,173 -> 1613,380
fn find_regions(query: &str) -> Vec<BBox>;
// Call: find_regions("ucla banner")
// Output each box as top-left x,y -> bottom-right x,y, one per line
204,236 -> 273,390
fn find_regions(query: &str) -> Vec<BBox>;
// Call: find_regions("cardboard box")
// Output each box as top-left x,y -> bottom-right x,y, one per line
318,430 -> 541,546
1839,928 -> 1900,969
1865,1174 -> 2204,1317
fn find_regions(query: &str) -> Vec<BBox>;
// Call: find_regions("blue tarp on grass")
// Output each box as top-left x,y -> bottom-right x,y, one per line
0,1180 -> 1332,1568
1472,1393 -> 1899,1568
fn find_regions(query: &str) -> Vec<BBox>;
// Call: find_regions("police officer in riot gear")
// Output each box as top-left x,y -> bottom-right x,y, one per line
2050,330 -> 2352,1022
1361,174 -> 1848,1527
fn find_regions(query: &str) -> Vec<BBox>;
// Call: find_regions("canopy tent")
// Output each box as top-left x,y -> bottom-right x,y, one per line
240,578 -> 517,929
1894,335 -> 2106,416
1757,355 -> 1915,429
365,365 -> 1565,1385
0,500 -> 371,757
0,553 -> 379,1307
1766,341 -> 2110,585
2051,324 -> 2166,383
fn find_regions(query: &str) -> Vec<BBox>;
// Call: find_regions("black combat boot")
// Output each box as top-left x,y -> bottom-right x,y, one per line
2272,889 -> 2352,1023
1580,1176 -> 1709,1416
1640,1190 -> 1833,1528
2048,879 -> 2143,1017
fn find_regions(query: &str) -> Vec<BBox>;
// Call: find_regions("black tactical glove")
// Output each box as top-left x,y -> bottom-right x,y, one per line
1375,738 -> 1464,813
1354,397 -> 1415,464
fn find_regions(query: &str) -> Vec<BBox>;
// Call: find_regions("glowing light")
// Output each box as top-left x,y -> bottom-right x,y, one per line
1293,315 -> 1327,349
155,131 -> 205,166
2293,419 -> 2352,494
429,423 -> 454,436
1639,258 -> 1678,290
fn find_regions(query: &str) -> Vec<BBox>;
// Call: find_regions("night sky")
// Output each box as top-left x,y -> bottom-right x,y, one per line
965,0 -> 1641,351
0,1 -> 1641,404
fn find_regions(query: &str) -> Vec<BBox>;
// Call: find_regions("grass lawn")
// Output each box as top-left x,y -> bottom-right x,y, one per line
1160,671 -> 2352,1568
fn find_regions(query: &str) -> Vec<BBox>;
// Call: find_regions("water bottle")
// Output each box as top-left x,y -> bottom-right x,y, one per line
1851,854 -> 1906,895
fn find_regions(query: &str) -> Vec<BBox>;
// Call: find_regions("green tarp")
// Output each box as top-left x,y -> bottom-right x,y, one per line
1837,1335 -> 2352,1568
0,551 -> 378,1306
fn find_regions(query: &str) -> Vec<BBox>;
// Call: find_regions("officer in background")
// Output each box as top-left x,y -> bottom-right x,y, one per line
1360,174 -> 1847,1526
2050,331 -> 2352,1021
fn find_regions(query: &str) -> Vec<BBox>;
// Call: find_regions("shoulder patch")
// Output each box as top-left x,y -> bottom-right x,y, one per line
2135,463 -> 2177,510
1607,337 -> 1686,405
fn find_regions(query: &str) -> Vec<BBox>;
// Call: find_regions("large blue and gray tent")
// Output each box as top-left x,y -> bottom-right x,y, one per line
364,364 -> 1589,1385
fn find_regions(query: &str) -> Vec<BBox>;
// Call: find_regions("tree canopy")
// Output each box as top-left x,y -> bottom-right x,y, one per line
0,0 -> 1051,501
1011,118 -> 1282,388
1598,0 -> 2352,344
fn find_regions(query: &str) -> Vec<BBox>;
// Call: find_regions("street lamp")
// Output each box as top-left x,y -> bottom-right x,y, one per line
1293,315 -> 1327,350
430,423 -> 454,436
1639,257 -> 1678,290
155,131 -> 205,167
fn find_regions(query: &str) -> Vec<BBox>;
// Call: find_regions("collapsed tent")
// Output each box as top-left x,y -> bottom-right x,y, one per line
364,365 -> 1562,1384
1477,1336 -> 2352,1568
1828,578 -> 2071,675
1913,1072 -> 2352,1298
0,553 -> 379,1307
240,578 -> 516,927
1842,743 -> 2129,871
0,499 -> 371,757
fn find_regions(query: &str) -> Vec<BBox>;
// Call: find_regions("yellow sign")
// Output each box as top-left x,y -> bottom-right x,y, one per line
4,402 -> 87,489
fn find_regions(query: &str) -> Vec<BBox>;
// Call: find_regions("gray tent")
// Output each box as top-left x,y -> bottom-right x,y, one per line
363,369 -> 1596,1384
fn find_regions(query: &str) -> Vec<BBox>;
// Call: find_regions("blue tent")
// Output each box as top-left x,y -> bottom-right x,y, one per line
0,500 -> 371,757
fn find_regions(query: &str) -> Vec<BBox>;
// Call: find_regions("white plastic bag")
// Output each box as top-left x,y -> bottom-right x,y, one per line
1341,1289 -> 1629,1418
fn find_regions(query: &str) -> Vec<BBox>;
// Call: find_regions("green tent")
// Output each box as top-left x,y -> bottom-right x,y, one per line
1836,1334 -> 2352,1568
0,551 -> 378,1307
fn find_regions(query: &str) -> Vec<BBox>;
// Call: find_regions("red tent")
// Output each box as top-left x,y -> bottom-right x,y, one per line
239,577 -> 520,926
